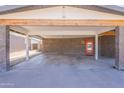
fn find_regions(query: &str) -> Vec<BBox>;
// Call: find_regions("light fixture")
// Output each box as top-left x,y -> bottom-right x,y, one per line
62,5 -> 66,19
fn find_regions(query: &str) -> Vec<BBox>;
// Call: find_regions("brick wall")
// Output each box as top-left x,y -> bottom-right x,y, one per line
32,44 -> 38,50
0,26 -> 9,71
42,38 -> 94,55
99,35 -> 115,58
115,27 -> 124,70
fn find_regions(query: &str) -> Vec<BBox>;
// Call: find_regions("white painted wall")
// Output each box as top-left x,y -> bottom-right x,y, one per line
0,6 -> 124,19
10,32 -> 26,53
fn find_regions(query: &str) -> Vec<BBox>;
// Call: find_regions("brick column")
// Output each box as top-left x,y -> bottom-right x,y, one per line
115,26 -> 124,70
0,26 -> 10,71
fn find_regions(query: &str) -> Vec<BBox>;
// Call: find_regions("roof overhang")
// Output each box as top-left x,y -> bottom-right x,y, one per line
0,5 -> 124,16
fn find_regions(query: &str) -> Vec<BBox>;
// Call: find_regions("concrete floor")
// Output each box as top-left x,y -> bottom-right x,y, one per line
10,50 -> 40,66
10,50 -> 40,61
0,54 -> 124,88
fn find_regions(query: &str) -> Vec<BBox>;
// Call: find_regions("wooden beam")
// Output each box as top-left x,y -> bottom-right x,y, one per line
0,19 -> 124,26
10,29 -> 26,35
100,31 -> 115,36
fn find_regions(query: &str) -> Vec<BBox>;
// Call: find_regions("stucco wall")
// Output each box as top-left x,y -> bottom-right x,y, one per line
10,33 -> 26,53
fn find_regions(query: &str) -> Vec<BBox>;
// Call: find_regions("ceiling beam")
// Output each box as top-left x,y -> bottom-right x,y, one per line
0,19 -> 124,26
99,31 -> 115,36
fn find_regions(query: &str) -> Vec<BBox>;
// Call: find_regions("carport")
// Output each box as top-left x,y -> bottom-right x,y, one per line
0,19 -> 122,71
0,6 -> 124,71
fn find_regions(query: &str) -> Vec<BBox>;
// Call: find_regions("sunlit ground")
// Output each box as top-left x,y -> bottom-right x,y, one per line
10,50 -> 40,66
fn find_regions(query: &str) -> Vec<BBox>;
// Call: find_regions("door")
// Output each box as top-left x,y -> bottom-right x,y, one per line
85,39 -> 94,56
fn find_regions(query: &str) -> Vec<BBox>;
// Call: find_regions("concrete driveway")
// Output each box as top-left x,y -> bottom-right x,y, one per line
0,54 -> 124,88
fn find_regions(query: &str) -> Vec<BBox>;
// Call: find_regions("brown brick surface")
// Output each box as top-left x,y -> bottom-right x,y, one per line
0,26 -> 10,72
99,36 -> 115,58
115,27 -> 124,70
42,38 -> 94,55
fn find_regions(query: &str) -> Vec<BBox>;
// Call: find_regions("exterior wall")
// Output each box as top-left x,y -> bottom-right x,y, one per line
99,35 -> 115,58
115,27 -> 124,70
10,33 -> 26,53
42,38 -> 94,55
0,26 -> 10,71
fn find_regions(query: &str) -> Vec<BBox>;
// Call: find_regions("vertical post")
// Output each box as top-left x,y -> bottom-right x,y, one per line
25,34 -> 29,61
38,40 -> 41,51
0,26 -> 10,71
28,38 -> 31,50
115,26 -> 124,70
95,34 -> 98,60
30,39 -> 33,50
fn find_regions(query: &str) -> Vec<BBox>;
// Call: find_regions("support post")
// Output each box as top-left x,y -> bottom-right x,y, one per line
0,26 -> 10,71
37,40 -> 41,51
25,34 -> 29,61
95,34 -> 98,60
115,26 -> 124,70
